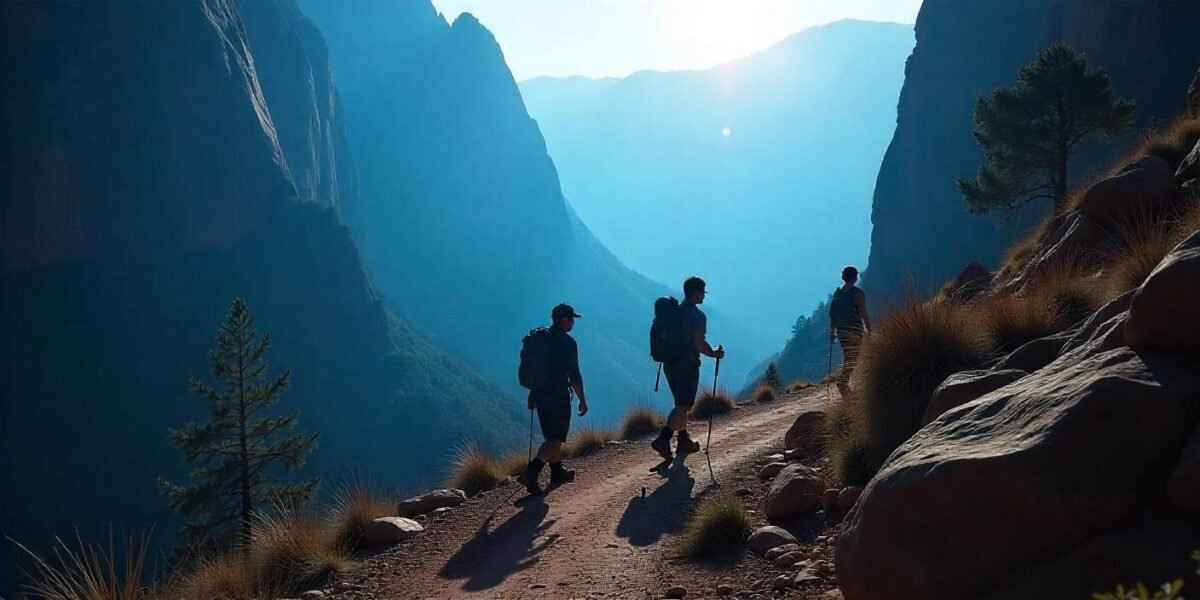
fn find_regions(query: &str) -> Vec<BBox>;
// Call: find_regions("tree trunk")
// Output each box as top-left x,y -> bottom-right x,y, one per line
238,347 -> 251,548
1054,149 -> 1068,214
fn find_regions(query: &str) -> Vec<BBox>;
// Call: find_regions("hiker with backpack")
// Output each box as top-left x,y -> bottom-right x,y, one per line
518,303 -> 589,496
649,276 -> 725,461
828,265 -> 871,400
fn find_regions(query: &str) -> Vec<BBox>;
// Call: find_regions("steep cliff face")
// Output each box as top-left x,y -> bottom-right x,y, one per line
0,0 -> 519,589
302,0 -> 771,420
867,0 -> 1200,299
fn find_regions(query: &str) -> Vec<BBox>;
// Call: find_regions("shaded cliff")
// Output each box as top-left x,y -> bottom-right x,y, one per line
0,0 -> 520,589
301,0 -> 772,420
867,0 -> 1200,300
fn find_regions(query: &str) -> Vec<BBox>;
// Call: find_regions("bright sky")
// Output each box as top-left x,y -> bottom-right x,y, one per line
429,0 -> 922,81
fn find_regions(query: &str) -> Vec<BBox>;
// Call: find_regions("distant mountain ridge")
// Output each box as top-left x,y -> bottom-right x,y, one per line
301,0 -> 772,421
518,20 -> 915,343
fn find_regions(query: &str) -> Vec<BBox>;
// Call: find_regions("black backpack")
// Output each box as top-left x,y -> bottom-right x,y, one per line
518,327 -> 553,390
649,296 -> 688,363
829,286 -> 862,329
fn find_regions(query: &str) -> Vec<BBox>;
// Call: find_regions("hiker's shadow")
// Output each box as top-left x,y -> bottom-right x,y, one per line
614,455 -> 696,547
438,498 -> 555,591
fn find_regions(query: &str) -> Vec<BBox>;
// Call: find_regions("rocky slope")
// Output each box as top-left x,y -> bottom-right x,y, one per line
519,20 -> 914,339
0,0 -> 521,589
867,0 -> 1200,300
300,0 -> 772,420
837,100 -> 1200,597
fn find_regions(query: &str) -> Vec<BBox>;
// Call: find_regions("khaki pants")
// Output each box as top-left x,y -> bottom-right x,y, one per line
835,328 -> 863,399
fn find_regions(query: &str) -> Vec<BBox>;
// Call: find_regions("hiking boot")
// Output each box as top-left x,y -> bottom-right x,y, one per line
549,468 -> 576,484
677,435 -> 701,454
518,468 -> 544,496
651,435 -> 674,461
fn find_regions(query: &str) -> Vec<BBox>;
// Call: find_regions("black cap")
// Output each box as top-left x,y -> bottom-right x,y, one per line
551,303 -> 582,320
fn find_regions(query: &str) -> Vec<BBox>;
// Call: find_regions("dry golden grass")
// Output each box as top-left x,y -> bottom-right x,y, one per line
977,294 -> 1057,354
178,554 -> 263,600
446,442 -> 506,497
690,388 -> 734,419
998,214 -> 1058,280
500,451 -> 530,477
675,494 -> 752,559
1132,115 -> 1200,170
563,426 -> 615,458
249,508 -> 355,594
855,301 -> 989,475
787,380 -> 814,392
1103,215 -> 1183,297
327,479 -> 393,549
12,532 -> 166,600
619,403 -> 665,440
751,384 -> 777,404
823,399 -> 872,487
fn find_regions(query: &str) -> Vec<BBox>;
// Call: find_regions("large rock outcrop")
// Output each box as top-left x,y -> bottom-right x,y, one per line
867,0 -> 1200,301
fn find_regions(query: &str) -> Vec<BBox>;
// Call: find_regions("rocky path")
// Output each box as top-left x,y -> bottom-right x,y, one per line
328,389 -> 832,600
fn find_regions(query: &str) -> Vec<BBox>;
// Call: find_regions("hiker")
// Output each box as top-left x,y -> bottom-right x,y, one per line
519,303 -> 589,496
828,265 -> 871,399
652,276 -> 725,460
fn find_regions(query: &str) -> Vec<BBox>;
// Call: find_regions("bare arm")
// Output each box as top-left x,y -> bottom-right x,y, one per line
569,342 -> 588,415
693,331 -> 724,359
856,290 -> 872,333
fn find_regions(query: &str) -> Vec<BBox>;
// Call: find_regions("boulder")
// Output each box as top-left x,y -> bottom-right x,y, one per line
1060,289 -> 1136,355
363,517 -> 424,546
665,585 -> 688,599
758,462 -> 787,480
774,551 -> 804,567
747,526 -> 797,555
1006,212 -> 1104,294
772,575 -> 793,590
765,543 -> 801,560
396,489 -> 467,517
921,369 -> 1026,426
784,448 -> 805,461
784,410 -> 827,454
946,261 -> 992,302
764,464 -> 824,521
821,488 -> 840,512
1179,138 -> 1200,181
837,347 -> 1200,599
992,331 -> 1072,373
1126,230 -> 1200,353
1080,156 -> 1176,224
836,486 -> 863,512
1167,426 -> 1200,512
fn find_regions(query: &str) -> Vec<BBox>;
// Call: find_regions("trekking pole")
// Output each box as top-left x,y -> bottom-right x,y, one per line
527,407 -> 534,463
654,362 -> 662,392
705,346 -> 723,486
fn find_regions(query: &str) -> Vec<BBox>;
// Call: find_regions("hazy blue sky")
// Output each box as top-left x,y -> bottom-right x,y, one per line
429,0 -> 922,80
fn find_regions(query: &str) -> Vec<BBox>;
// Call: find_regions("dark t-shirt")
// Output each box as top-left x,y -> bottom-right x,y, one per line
541,325 -> 582,396
677,301 -> 707,368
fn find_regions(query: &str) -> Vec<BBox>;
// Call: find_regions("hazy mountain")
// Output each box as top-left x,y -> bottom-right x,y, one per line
518,20 -> 914,342
300,0 -> 773,421
0,0 -> 521,588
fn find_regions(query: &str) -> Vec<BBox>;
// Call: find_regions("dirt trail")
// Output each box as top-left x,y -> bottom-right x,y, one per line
337,389 -> 827,600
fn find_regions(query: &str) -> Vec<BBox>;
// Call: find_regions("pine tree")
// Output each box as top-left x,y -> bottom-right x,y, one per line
763,362 -> 783,391
160,298 -> 319,548
958,43 -> 1135,215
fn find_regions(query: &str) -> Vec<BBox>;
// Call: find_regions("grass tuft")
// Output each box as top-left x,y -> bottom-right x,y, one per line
675,494 -> 752,559
1104,216 -> 1181,297
327,479 -> 393,549
499,451 -> 530,477
564,426 -> 615,458
620,404 -> 665,440
690,388 -> 734,419
12,531 -> 165,600
179,554 -> 261,600
855,300 -> 989,475
1134,115 -> 1200,169
751,384 -> 777,404
446,442 -> 506,497
787,380 -> 813,393
823,400 -> 872,487
249,507 -> 355,594
998,214 -> 1057,280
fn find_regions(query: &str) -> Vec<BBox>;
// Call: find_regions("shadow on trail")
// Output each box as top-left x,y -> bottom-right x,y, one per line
438,497 -> 555,592
614,454 -> 697,546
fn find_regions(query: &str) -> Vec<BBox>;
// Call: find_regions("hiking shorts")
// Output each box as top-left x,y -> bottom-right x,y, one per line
664,363 -> 700,408
532,390 -> 572,443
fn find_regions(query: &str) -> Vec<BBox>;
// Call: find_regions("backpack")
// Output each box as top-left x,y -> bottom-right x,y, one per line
518,327 -> 553,390
649,296 -> 688,363
829,286 -> 862,329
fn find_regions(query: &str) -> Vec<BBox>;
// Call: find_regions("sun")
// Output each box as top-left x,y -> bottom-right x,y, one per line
721,126 -> 732,138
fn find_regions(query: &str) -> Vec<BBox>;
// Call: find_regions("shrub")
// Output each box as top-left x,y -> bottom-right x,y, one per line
179,554 -> 259,600
1092,581 -> 1185,600
787,380 -> 813,393
751,384 -> 776,404
855,301 -> 989,475
977,294 -> 1057,353
327,479 -> 392,549
1104,216 -> 1179,297
1135,115 -> 1200,169
563,426 -> 614,458
499,451 -> 530,477
824,400 -> 872,487
249,508 -> 354,594
12,532 -> 165,600
620,404 -> 665,440
446,442 -> 505,497
690,388 -> 734,419
675,494 -> 752,559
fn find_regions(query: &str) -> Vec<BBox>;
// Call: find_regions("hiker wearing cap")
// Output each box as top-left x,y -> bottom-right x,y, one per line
519,303 -> 589,496
652,276 -> 724,460
828,266 -> 871,400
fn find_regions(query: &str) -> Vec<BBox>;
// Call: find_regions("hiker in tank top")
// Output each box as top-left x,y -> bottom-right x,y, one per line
828,265 -> 871,400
